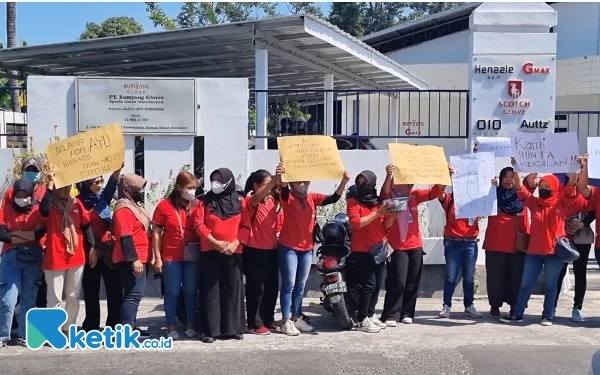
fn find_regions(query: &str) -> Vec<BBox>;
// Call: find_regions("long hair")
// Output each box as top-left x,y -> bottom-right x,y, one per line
168,171 -> 198,206
244,169 -> 271,195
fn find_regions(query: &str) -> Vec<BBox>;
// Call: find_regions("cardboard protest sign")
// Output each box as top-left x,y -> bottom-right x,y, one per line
277,135 -> 344,182
46,123 -> 125,188
388,143 -> 451,185
510,131 -> 579,173
474,137 -> 511,157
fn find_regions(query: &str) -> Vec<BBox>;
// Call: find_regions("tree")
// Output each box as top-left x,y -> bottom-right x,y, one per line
79,16 -> 144,40
287,2 -> 323,18
327,3 -> 364,37
146,2 -> 278,29
406,2 -> 463,20
6,2 -> 19,112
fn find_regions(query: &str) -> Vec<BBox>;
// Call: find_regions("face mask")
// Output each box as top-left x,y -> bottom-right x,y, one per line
130,191 -> 145,204
294,183 -> 308,194
539,188 -> 553,199
181,188 -> 196,201
211,178 -> 232,195
23,171 -> 40,183
14,197 -> 31,208
356,183 -> 370,196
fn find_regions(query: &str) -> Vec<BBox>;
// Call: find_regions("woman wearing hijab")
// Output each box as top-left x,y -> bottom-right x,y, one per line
77,164 -> 123,332
0,179 -> 46,347
243,169 -> 282,335
276,163 -> 350,336
500,159 -> 579,326
437,166 -> 482,319
481,167 -> 529,318
194,167 -> 251,343
346,170 -> 396,333
112,173 -> 151,331
40,171 -> 97,333
379,164 -> 444,326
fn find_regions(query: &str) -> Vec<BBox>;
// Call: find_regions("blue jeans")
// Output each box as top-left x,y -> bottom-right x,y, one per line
278,245 -> 313,320
514,253 -> 564,319
443,239 -> 478,308
0,247 -> 43,340
162,261 -> 199,326
118,263 -> 147,327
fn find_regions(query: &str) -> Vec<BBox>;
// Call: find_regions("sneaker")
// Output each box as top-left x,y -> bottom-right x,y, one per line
167,331 -> 179,340
439,305 -> 451,318
540,317 -> 552,326
294,317 -> 314,332
357,318 -> 381,333
489,307 -> 501,318
0,341 -> 7,348
385,320 -> 397,327
268,323 -> 281,332
136,329 -> 151,340
369,317 -> 387,329
251,326 -> 270,335
185,329 -> 198,339
300,313 -> 311,322
401,317 -> 413,324
572,308 -> 584,323
15,337 -> 26,347
281,320 -> 300,336
499,315 -> 523,323
465,305 -> 482,318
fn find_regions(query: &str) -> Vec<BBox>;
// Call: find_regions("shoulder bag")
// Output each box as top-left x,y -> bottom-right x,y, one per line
370,239 -> 393,265
555,236 -> 580,262
574,227 -> 595,245
174,204 -> 200,262
511,216 -> 530,252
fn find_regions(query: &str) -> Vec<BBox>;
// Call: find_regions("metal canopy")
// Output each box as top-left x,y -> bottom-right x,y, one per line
0,14 -> 428,91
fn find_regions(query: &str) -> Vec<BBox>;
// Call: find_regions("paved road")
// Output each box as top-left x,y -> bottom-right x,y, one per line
1,296 -> 599,375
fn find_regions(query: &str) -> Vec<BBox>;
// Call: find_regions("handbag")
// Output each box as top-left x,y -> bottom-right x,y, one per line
174,205 -> 200,262
573,227 -> 595,245
369,239 -> 394,265
512,216 -> 530,252
96,239 -> 116,269
555,236 -> 580,262
15,243 -> 43,264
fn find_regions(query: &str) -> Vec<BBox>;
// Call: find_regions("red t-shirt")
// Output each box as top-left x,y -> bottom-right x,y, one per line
440,193 -> 479,238
483,210 -> 530,253
246,196 -> 279,250
347,198 -> 387,253
194,198 -> 251,254
152,199 -> 200,262
0,204 -> 46,254
517,184 -> 576,255
382,186 -> 442,250
112,207 -> 151,264
2,184 -> 47,207
43,199 -> 90,271
278,192 -> 326,251
88,209 -> 112,244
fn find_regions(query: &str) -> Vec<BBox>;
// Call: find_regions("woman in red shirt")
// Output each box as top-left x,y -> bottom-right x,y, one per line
379,164 -> 444,327
277,163 -> 350,336
500,161 -> 579,326
437,166 -> 482,320
482,167 -> 529,318
243,169 -> 282,335
0,179 -> 46,347
194,167 -> 251,343
112,174 -> 151,329
40,172 -> 97,333
346,170 -> 394,333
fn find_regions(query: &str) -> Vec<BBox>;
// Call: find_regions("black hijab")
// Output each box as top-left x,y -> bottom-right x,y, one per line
496,167 -> 524,215
355,170 -> 381,208
12,178 -> 35,214
203,168 -> 242,220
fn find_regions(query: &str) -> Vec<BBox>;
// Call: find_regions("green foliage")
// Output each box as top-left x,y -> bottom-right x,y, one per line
79,16 -> 144,40
249,100 -> 312,134
144,163 -> 192,213
286,2 -> 324,18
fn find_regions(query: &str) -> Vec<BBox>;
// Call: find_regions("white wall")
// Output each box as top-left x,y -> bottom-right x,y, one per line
388,30 -> 470,65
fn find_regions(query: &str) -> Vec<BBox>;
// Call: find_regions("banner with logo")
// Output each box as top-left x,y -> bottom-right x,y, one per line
470,55 -> 556,139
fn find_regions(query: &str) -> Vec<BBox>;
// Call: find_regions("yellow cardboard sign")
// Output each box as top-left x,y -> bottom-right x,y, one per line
46,123 -> 125,188
388,143 -> 451,185
277,135 -> 344,182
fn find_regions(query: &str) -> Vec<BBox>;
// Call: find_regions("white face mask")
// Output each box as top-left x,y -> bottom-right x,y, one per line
211,178 -> 232,195
14,197 -> 31,208
181,188 -> 196,201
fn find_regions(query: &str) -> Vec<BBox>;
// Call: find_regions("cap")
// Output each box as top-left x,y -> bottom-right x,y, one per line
21,157 -> 43,172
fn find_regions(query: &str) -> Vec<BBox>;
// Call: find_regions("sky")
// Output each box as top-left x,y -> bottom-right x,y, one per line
0,2 -> 332,46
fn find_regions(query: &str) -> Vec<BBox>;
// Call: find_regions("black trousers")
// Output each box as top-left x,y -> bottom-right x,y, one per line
243,246 -> 279,330
36,274 -> 47,308
555,243 -> 592,309
381,248 -> 423,321
352,252 -> 386,322
199,251 -> 246,337
485,250 -> 525,309
82,259 -> 123,331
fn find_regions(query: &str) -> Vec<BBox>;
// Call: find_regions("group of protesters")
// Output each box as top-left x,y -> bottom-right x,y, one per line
0,151 -> 595,347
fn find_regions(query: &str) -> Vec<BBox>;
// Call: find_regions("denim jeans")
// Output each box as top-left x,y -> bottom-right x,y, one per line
514,253 -> 564,319
118,263 -> 147,326
278,245 -> 313,320
162,261 -> 199,326
0,247 -> 43,341
443,239 -> 478,308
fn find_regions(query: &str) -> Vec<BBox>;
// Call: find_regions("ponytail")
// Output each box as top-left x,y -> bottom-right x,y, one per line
244,169 -> 271,195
